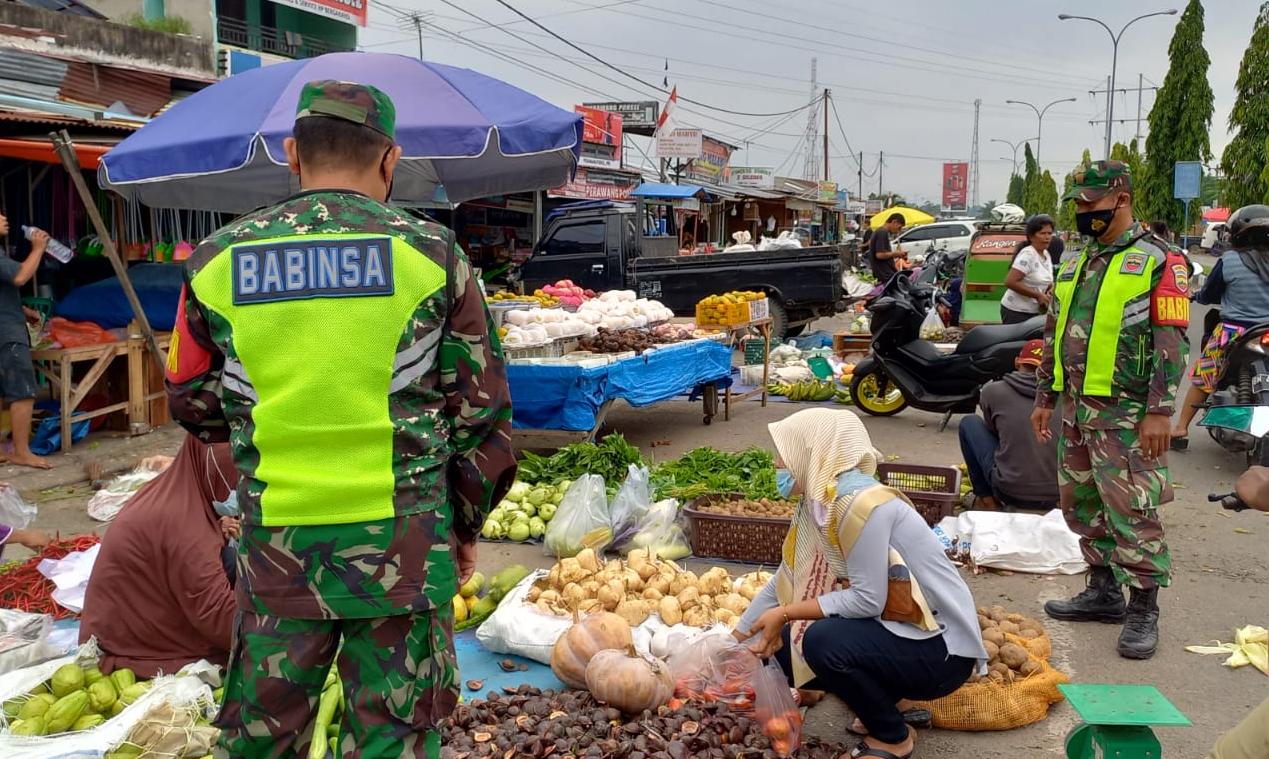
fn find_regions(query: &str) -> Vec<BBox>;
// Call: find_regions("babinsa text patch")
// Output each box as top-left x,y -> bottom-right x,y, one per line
232,237 -> 393,304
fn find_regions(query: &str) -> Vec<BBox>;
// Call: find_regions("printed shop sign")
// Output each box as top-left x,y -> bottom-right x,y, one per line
272,0 -> 368,26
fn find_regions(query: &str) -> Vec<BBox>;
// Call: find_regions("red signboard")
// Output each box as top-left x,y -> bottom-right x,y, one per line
550,167 -> 639,200
575,105 -> 623,169
942,162 -> 968,210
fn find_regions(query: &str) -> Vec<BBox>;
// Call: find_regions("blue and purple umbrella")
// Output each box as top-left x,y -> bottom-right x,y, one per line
99,52 -> 582,212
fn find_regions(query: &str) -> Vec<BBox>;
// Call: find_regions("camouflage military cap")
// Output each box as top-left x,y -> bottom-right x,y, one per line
1063,160 -> 1131,202
295,80 -> 396,140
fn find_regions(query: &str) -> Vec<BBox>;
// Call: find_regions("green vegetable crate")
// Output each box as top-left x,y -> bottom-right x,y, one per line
684,493 -> 789,565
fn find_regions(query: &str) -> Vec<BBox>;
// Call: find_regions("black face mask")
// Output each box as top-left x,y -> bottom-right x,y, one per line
1075,206 -> 1117,238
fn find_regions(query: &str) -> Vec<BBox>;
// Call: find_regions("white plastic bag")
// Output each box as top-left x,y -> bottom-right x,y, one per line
85,461 -> 168,522
938,509 -> 1085,575
0,610 -> 56,676
0,484 -> 35,529
476,570 -> 569,664
544,474 -> 612,557
610,465 -> 652,551
622,499 -> 689,561
919,306 -> 947,340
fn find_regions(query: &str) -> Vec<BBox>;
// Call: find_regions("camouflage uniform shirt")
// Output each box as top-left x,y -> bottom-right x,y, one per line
166,190 -> 515,619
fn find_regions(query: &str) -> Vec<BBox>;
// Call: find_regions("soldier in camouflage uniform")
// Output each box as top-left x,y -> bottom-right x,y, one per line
1031,161 -> 1189,660
165,81 -> 516,757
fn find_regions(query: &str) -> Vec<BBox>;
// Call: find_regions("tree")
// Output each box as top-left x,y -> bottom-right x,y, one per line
1111,139 -> 1146,190
1141,0 -> 1213,229
1019,144 -> 1041,213
1056,149 -> 1092,231
1006,175 -> 1024,206
1029,171 -> 1058,219
1200,172 -> 1225,208
1222,3 -> 1269,209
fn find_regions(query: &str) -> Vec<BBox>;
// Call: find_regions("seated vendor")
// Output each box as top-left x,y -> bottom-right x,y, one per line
79,434 -> 239,678
735,408 -> 985,759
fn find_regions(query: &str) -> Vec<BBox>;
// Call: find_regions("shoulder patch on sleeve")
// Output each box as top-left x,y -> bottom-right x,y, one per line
1151,253 -> 1191,327
166,286 -> 213,384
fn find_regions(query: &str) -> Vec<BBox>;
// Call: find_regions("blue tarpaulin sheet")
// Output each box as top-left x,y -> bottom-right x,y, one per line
508,339 -> 732,431
54,263 -> 184,330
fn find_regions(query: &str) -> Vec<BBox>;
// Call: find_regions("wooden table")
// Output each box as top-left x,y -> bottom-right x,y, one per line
722,317 -> 773,421
32,331 -> 171,453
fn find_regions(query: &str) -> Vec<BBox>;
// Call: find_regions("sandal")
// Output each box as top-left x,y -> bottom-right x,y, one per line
846,709 -> 932,735
850,742 -> 913,759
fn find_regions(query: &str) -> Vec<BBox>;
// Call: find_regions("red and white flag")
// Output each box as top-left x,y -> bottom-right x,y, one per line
655,86 -> 678,135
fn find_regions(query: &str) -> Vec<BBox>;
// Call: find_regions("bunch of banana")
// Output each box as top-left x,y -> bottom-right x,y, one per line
767,380 -> 837,402
833,389 -> 853,405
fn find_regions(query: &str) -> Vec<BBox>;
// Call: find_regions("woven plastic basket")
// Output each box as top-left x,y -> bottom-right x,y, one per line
876,463 -> 961,526
684,493 -> 789,565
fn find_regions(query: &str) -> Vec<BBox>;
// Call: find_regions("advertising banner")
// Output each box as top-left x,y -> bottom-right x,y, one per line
271,0 -> 367,26
549,167 -> 640,201
575,105 -> 623,170
817,181 -> 838,204
942,162 -> 968,210
581,101 -> 659,134
729,167 -> 775,189
686,135 -> 732,182
656,128 -> 703,159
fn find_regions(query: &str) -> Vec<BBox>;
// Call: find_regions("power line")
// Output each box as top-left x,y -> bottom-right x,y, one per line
487,0 -> 829,117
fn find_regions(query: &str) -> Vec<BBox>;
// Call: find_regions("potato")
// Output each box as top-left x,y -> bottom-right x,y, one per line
1003,668 -> 1017,684
998,620 -> 1021,636
659,596 -> 682,626
1018,628 -> 1041,640
977,606 -> 989,617
989,605 -> 1008,622
1019,618 -> 1046,635
987,670 -> 1005,684
983,640 -> 1000,662
978,615 -> 994,631
1006,613 -> 1025,623
989,661 -> 1010,677
1019,659 -> 1042,678
981,628 -> 1006,648
998,643 -> 1029,670
642,587 -> 664,602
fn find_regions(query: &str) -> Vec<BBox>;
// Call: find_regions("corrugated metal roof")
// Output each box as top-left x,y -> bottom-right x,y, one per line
0,77 -> 61,102
0,108 -> 80,126
0,49 -> 67,88
60,62 -> 170,117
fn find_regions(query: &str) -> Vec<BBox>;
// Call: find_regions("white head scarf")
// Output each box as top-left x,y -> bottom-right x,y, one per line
768,408 -> 880,522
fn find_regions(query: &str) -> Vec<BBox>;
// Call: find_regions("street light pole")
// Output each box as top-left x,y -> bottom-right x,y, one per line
1058,9 -> 1178,159
1005,99 -> 1076,165
990,137 -> 1038,176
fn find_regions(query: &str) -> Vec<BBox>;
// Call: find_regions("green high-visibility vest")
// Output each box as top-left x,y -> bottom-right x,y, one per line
1052,246 -> 1158,396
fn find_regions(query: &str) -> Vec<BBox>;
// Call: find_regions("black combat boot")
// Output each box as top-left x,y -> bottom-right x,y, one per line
1117,586 -> 1160,660
1043,566 -> 1126,622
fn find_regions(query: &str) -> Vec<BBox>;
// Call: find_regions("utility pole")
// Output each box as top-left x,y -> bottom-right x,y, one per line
802,58 -> 819,181
407,12 -> 426,59
822,88 -> 830,181
1088,75 -> 1160,137
857,150 -> 863,200
969,98 -> 981,209
878,150 -> 884,200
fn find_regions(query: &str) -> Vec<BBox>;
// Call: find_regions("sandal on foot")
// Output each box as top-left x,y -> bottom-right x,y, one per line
1170,436 -> 1189,451
850,742 -> 913,759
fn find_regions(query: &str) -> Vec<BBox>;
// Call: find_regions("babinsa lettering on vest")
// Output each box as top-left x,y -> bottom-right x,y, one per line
232,237 -> 394,304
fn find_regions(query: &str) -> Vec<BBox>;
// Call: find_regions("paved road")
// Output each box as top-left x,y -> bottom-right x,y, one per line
15,281 -> 1266,757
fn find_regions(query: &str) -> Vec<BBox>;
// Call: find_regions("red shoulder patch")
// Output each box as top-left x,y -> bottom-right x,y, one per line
1151,253 -> 1191,327
165,285 -> 213,384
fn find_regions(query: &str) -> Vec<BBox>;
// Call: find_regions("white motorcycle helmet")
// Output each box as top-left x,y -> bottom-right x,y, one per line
991,203 -> 1026,224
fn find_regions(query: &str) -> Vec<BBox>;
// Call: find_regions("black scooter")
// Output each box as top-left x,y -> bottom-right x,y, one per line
1197,319 -> 1269,467
849,271 -> 1045,420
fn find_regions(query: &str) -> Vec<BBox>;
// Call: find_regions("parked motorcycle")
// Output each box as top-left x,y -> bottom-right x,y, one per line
849,270 -> 1044,418
1198,319 -> 1269,467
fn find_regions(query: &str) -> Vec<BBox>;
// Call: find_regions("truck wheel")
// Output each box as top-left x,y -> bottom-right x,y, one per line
850,367 -> 908,416
768,299 -> 789,341
785,323 -> 806,338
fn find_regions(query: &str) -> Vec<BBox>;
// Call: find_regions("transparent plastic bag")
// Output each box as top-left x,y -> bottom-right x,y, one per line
610,465 -> 652,551
667,635 -> 761,714
0,483 -> 36,529
753,661 -> 803,756
544,474 -> 612,557
919,305 -> 948,340
622,498 -> 689,560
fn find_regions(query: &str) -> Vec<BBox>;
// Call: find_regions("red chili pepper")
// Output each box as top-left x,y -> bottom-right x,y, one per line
0,534 -> 100,618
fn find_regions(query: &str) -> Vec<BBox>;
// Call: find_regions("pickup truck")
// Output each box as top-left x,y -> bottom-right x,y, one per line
514,201 -> 846,337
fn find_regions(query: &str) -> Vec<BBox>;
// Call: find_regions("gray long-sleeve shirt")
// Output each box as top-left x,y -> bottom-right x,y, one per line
737,497 -> 987,665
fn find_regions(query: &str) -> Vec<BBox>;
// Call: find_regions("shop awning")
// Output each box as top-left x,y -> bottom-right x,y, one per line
632,182 -> 709,199
1203,207 -> 1230,222
0,138 -> 111,169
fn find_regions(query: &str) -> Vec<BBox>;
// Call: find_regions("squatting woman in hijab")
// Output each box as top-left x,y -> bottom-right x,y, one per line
734,408 -> 985,759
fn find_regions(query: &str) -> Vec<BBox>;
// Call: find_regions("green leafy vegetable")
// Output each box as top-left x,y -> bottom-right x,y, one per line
651,447 -> 779,501
517,434 -> 647,490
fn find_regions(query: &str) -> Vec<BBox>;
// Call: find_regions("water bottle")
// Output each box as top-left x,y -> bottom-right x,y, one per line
21,226 -> 73,263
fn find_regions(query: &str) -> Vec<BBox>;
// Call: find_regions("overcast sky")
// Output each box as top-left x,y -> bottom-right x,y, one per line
360,0 -> 1257,206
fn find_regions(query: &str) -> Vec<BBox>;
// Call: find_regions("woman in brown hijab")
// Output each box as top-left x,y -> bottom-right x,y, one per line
79,434 -> 240,677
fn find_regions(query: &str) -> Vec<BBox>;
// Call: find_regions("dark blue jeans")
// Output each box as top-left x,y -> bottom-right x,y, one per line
774,617 -> 974,744
958,414 -> 998,498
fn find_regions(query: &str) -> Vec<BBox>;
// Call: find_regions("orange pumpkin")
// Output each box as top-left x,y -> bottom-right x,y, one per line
550,611 -> 632,689
584,647 -> 675,714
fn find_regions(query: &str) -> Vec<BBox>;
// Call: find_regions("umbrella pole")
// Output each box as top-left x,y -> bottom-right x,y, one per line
49,131 -> 166,373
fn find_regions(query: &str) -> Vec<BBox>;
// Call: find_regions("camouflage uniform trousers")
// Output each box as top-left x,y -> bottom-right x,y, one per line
213,603 -> 457,759
1058,421 -> 1173,589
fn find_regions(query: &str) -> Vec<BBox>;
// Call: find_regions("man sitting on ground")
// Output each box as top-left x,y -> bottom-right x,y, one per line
958,340 -> 1059,510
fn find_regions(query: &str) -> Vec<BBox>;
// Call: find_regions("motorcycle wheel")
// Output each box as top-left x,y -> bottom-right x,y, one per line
850,367 -> 908,416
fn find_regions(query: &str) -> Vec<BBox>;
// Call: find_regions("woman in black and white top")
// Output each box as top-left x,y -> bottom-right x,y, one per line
999,214 -> 1056,325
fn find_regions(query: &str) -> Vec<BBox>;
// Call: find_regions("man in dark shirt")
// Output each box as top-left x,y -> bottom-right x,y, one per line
868,212 -> 908,282
0,213 -> 49,469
